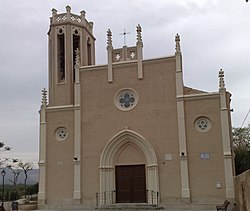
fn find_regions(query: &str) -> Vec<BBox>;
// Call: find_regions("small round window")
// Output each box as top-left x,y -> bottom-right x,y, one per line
195,117 -> 211,132
114,89 -> 138,111
55,127 -> 68,141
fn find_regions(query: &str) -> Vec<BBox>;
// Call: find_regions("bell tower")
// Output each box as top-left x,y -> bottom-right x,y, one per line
48,5 -> 95,106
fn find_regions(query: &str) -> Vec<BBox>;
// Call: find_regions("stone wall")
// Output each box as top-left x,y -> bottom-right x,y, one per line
235,169 -> 250,211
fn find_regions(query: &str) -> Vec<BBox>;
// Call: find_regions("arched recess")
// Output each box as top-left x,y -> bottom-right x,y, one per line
99,129 -> 159,205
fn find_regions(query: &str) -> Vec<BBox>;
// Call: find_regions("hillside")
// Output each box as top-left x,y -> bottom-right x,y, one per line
3,168 -> 38,185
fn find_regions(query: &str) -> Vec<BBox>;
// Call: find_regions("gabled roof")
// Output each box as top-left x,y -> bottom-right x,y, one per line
184,86 -> 207,95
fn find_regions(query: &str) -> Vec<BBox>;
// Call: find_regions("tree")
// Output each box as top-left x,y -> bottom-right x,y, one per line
0,141 -> 11,151
232,125 -> 250,175
7,159 -> 21,200
27,183 -> 38,199
18,161 -> 34,198
0,141 -> 11,168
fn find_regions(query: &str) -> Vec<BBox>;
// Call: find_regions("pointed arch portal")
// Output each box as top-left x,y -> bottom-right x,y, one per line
99,129 -> 159,205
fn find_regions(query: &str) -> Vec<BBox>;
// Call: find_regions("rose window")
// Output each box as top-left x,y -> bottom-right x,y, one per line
55,127 -> 68,141
114,89 -> 138,111
195,117 -> 211,132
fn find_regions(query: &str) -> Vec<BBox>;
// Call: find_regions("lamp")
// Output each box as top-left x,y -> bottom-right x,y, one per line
1,169 -> 6,207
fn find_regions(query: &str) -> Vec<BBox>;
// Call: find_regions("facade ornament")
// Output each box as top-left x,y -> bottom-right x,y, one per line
136,24 -> 143,79
219,69 -> 226,92
80,10 -> 86,19
136,24 -> 143,45
89,22 -> 94,30
175,33 -> 181,53
66,5 -> 71,13
75,48 -> 80,69
107,29 -> 113,48
41,88 -> 47,108
51,8 -> 58,23
74,48 -> 80,83
107,29 -> 113,82
52,8 -> 57,16
66,5 -> 71,21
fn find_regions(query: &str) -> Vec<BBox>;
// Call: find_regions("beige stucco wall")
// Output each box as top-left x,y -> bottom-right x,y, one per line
80,57 -> 182,204
235,170 -> 250,211
46,109 -> 75,205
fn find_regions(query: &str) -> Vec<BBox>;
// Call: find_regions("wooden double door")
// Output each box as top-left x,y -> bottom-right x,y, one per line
115,164 -> 146,203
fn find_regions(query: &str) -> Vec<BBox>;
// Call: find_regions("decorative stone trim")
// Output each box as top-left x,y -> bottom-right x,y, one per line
56,26 -> 65,35
72,26 -> 82,35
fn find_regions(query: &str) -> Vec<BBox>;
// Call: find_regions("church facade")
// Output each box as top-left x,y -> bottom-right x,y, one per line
38,6 -> 235,209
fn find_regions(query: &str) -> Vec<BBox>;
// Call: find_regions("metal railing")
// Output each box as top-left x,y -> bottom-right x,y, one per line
146,189 -> 159,206
95,190 -> 115,207
96,189 -> 159,207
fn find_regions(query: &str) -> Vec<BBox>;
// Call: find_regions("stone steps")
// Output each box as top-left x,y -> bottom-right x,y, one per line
97,203 -> 163,209
31,203 -> 218,211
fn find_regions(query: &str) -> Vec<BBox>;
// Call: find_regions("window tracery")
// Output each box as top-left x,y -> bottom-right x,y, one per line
114,89 -> 138,111
195,117 -> 211,132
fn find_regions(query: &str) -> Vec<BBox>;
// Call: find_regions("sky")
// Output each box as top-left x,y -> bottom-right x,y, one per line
0,0 -> 249,167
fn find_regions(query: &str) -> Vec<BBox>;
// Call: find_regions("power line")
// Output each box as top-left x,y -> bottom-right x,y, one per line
240,109 -> 250,128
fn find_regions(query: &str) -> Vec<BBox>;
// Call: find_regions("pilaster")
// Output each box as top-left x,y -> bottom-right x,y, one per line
218,69 -> 235,199
38,88 -> 47,205
73,49 -> 82,201
175,34 -> 190,201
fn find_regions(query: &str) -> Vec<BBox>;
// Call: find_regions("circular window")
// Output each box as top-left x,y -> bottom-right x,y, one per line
114,89 -> 138,111
195,117 -> 211,132
55,127 -> 68,141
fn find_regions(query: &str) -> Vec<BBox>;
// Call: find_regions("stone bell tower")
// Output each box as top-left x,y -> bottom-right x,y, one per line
48,5 -> 95,106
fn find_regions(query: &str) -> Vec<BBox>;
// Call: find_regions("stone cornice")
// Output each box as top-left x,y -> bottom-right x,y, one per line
46,104 -> 80,112
80,55 -> 176,72
177,92 -> 220,101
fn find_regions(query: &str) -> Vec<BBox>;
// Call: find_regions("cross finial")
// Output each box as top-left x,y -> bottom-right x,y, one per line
175,33 -> 181,53
41,88 -> 47,108
219,69 -> 226,92
120,28 -> 130,46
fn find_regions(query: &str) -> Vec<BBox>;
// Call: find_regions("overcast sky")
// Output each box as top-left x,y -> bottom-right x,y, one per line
0,0 -> 249,167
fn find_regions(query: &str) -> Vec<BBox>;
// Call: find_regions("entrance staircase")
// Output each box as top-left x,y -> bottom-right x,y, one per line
98,203 -> 163,210
97,203 -> 216,210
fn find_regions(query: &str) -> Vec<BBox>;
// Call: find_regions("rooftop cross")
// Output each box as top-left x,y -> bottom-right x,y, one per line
119,28 -> 130,46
